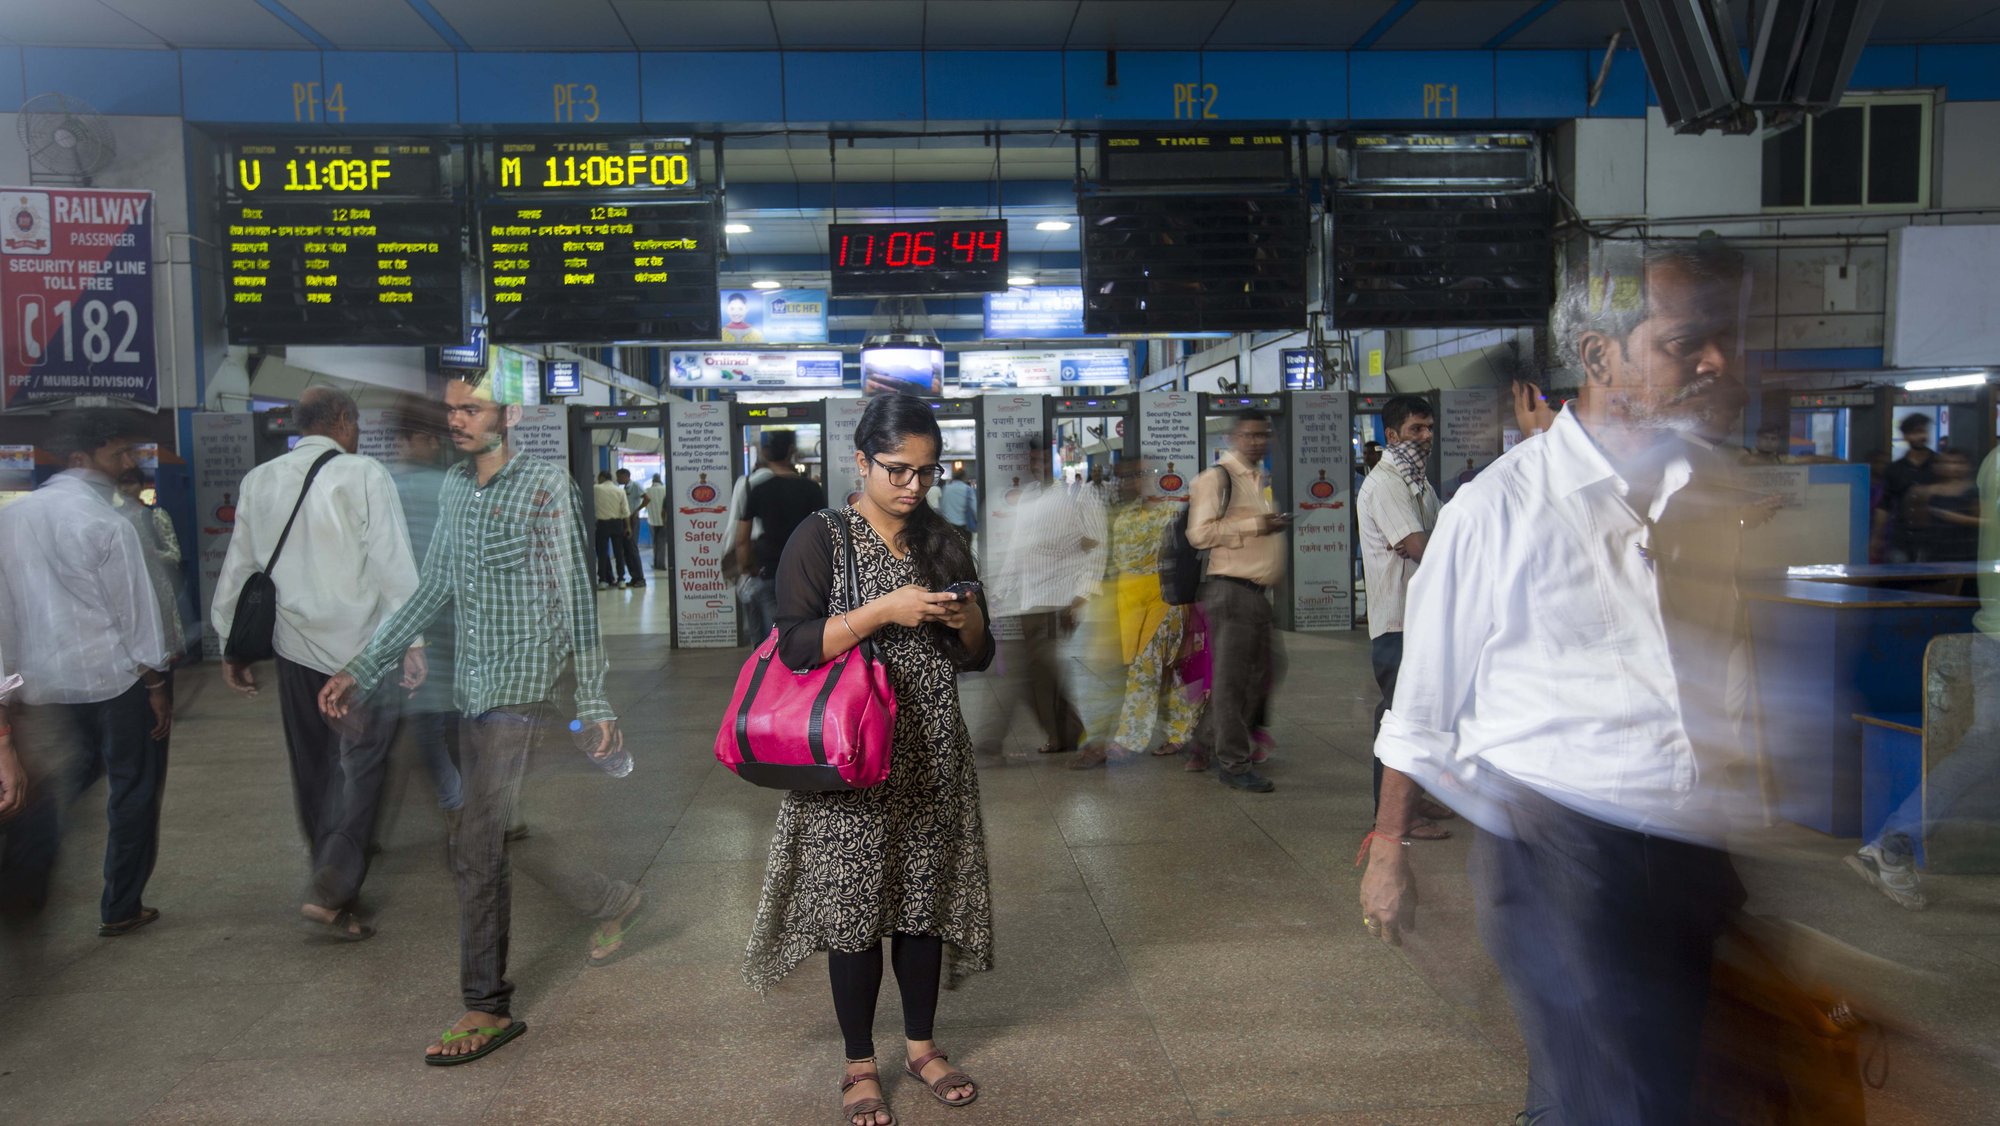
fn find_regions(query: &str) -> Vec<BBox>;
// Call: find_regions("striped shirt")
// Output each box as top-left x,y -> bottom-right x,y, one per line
345,449 -> 614,723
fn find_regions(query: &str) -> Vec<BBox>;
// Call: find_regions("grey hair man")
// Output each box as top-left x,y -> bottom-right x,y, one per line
1364,238 -> 1756,1123
212,386 -> 424,939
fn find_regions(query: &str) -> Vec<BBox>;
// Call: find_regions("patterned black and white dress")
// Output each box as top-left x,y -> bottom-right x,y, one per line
743,507 -> 995,992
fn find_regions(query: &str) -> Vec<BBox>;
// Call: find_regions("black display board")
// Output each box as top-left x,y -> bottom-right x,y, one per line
1328,190 -> 1553,328
481,199 -> 719,343
1078,194 -> 1310,334
222,137 -> 464,346
828,220 -> 1009,297
478,136 -> 699,196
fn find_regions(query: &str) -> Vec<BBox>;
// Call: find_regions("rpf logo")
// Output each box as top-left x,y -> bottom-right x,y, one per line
4,192 -> 49,254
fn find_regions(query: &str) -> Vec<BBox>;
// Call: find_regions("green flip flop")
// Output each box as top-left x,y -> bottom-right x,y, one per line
585,890 -> 654,969
422,1020 -> 527,1067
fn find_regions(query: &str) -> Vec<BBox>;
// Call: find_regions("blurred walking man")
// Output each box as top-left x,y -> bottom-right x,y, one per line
0,410 -> 172,936
1363,239 -> 1757,1124
990,444 -> 1097,756
319,374 -> 642,1066
213,388 -> 421,939
1187,411 -> 1288,792
1355,395 -> 1449,838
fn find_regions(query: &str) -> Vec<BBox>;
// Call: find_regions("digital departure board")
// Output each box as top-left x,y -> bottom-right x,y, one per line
1079,193 -> 1309,334
828,220 -> 1009,297
222,136 -> 464,346
481,199 -> 719,343
226,138 -> 449,199
479,137 -> 698,196
1097,132 -> 1294,185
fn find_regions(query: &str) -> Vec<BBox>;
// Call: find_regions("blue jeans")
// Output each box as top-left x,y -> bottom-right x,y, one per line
1370,631 -> 1403,808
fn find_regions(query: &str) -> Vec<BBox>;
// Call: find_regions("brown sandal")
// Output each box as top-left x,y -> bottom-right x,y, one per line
905,1049 -> 978,1107
840,1064 -> 894,1126
1406,818 -> 1453,841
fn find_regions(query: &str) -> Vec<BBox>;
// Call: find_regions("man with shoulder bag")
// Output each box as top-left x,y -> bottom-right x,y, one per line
212,388 -> 423,940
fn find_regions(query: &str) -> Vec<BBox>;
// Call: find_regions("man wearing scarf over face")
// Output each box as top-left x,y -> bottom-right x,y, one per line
1356,395 -> 1446,831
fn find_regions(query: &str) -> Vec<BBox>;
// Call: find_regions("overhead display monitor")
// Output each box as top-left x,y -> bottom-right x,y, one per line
860,343 -> 944,395
829,220 -> 1008,297
479,137 -> 698,196
1097,131 -> 1293,185
478,136 -> 717,343
1079,193 -> 1310,335
956,348 -> 1132,390
720,287 -> 828,344
984,287 -> 1087,339
544,359 -> 583,397
222,136 -> 464,346
668,350 -> 844,389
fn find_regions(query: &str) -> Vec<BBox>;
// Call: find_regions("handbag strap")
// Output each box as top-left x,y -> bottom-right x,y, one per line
821,507 -> 876,662
263,448 -> 342,573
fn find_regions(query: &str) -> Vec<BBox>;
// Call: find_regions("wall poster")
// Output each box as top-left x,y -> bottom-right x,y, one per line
667,397 -> 736,647
1290,391 -> 1353,632
191,412 -> 255,656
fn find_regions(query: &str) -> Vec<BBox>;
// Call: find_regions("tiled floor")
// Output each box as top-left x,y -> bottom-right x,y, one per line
4,587 -> 1998,1123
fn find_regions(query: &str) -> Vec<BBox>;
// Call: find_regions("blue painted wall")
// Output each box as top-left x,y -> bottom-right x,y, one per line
23,43 -> 1999,127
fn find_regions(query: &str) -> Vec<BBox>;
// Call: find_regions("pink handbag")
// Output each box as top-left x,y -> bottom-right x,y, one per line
714,510 -> 897,790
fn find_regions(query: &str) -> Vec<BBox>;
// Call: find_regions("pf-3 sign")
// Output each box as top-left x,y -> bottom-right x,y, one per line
1,187 -> 156,410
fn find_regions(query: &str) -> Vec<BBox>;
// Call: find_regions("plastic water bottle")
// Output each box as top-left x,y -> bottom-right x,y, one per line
571,719 -> 633,778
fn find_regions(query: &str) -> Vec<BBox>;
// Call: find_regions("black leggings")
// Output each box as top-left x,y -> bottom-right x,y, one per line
827,932 -> 944,1060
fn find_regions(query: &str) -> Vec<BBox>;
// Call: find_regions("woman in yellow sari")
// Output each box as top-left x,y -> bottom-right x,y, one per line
1072,461 -> 1202,768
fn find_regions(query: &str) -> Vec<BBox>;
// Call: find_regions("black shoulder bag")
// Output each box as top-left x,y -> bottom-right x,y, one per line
224,449 -> 342,663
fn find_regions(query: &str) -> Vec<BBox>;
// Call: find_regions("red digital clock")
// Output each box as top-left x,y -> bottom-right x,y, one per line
828,220 -> 1010,297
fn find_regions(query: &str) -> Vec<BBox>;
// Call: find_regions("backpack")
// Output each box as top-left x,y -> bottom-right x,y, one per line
1158,466 -> 1233,606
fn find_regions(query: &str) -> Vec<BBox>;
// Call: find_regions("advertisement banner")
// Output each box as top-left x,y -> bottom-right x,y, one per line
720,287 -> 828,344
957,348 -> 1132,390
1137,391 -> 1200,503
1290,391 -> 1353,631
983,287 -> 1085,339
0,443 -> 33,495
823,396 -> 870,508
669,350 -> 844,389
191,412 -> 256,657
979,394 -> 1045,635
2,187 -> 156,410
1437,388 -> 1503,501
668,398 -> 736,647
510,404 -> 570,468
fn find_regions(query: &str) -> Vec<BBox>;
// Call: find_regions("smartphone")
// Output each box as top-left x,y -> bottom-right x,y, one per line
941,580 -> 983,601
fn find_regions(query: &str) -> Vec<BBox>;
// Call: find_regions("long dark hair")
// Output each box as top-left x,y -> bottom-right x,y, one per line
855,394 -> 976,589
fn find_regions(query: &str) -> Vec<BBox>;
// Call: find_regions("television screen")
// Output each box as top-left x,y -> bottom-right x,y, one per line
860,346 -> 943,396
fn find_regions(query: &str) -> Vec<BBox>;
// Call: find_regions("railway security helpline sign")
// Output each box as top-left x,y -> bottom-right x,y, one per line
2,188 -> 156,410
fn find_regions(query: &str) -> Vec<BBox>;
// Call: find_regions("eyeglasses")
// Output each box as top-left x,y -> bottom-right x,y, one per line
868,454 -> 945,487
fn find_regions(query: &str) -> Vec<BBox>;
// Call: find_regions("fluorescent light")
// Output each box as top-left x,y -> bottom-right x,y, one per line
750,279 -> 782,290
1903,373 -> 1989,391
1034,220 -> 1073,232
1007,276 -> 1037,286
724,222 -> 752,234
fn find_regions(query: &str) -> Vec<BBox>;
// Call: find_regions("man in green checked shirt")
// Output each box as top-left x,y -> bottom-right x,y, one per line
320,375 -> 646,1066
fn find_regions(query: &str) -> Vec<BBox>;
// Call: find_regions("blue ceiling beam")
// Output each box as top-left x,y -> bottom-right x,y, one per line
1485,0 -> 1566,49
1353,0 -> 1420,51
254,0 -> 335,50
403,0 -> 474,52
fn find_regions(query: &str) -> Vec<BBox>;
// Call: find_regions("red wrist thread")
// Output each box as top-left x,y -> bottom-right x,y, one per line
1354,830 -> 1409,867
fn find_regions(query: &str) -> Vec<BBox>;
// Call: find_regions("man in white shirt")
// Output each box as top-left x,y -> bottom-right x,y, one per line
1354,395 -> 1445,833
990,444 -> 1099,755
212,388 -> 421,938
614,468 -> 647,586
591,471 -> 634,589
0,410 -> 173,936
644,474 -> 668,571
1361,240 -> 1755,1124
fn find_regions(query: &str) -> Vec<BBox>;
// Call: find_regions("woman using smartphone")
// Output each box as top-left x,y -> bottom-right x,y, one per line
745,394 -> 994,1126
